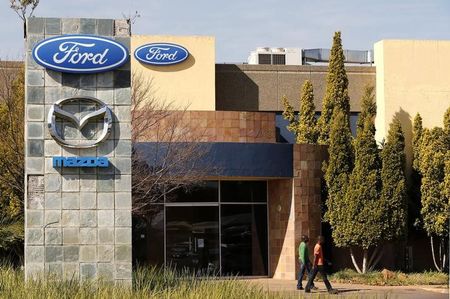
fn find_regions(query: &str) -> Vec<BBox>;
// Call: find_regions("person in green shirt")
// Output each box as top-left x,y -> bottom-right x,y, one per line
297,235 -> 316,290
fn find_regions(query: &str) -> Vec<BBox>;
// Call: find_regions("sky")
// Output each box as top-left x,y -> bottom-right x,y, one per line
1,0 -> 450,62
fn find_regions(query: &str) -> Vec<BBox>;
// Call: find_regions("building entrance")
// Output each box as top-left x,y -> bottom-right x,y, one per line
134,180 -> 269,276
166,205 -> 220,274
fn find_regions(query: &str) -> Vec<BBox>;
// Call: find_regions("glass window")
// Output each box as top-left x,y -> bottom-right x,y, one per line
133,205 -> 165,266
221,204 -> 268,276
275,112 -> 360,143
166,206 -> 220,274
166,181 -> 219,202
220,181 -> 267,203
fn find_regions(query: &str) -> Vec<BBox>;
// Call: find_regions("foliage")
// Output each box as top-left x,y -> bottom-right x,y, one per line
9,0 -> 39,21
10,0 -> 40,37
379,117 -> 408,242
0,266 -> 282,299
329,269 -> 449,286
444,108 -> 450,204
414,108 -> 450,272
281,95 -> 297,134
296,80 -> 317,143
342,109 -> 382,250
317,31 -> 350,145
419,127 -> 448,238
281,80 -> 317,144
0,216 -> 23,260
0,63 -> 24,261
0,65 -> 24,209
324,109 -> 354,243
356,86 -> 376,132
412,113 -> 423,172
410,113 -> 424,229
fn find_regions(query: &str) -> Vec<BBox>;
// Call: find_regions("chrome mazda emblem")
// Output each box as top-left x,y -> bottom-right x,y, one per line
47,96 -> 112,148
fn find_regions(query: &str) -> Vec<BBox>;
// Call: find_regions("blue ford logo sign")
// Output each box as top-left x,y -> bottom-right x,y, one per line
32,35 -> 129,73
134,43 -> 189,66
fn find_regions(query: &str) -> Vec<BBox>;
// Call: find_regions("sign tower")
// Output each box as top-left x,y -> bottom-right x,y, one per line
25,17 -> 132,282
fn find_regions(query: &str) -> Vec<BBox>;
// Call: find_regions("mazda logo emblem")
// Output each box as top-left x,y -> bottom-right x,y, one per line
47,96 -> 113,149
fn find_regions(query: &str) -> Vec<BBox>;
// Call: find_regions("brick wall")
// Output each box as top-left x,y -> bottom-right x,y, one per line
137,110 -> 276,143
268,144 -> 327,280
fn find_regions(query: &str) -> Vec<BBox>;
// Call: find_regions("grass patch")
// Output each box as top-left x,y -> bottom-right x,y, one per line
329,268 -> 449,286
0,266 -> 285,299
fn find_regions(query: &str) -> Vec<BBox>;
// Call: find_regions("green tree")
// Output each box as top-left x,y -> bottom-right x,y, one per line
317,31 -> 350,144
356,86 -> 376,132
324,109 -> 354,247
281,80 -> 317,144
380,117 -> 408,243
0,64 -> 24,262
281,95 -> 297,135
410,113 -> 424,228
412,113 -> 423,172
296,80 -> 317,143
419,125 -> 449,272
443,152 -> 450,215
343,110 -> 382,273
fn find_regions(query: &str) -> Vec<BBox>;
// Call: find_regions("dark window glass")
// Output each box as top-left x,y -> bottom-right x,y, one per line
349,112 -> 359,136
133,205 -> 164,266
220,181 -> 267,203
275,112 -> 361,143
272,54 -> 286,65
166,206 -> 219,274
166,181 -> 219,202
258,54 -> 271,64
221,204 -> 268,276
275,113 -> 295,143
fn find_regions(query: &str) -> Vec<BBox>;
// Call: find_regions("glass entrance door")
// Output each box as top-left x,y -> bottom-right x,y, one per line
165,205 -> 219,274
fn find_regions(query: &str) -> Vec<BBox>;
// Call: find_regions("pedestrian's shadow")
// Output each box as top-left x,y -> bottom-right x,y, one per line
306,288 -> 369,294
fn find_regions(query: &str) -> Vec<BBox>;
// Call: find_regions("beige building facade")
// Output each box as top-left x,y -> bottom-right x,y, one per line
131,35 -> 215,110
374,40 -> 450,168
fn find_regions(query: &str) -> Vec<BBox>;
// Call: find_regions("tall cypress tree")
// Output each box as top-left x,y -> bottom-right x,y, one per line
380,118 -> 408,243
324,109 -> 354,244
317,31 -> 350,144
296,80 -> 317,144
444,107 -> 450,148
410,113 -> 424,228
281,95 -> 297,134
412,113 -> 423,172
343,114 -> 382,273
281,80 -> 317,144
419,126 -> 448,272
356,86 -> 376,132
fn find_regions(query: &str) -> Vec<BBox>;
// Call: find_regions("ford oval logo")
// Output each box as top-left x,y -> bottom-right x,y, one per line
134,43 -> 189,66
32,35 -> 129,73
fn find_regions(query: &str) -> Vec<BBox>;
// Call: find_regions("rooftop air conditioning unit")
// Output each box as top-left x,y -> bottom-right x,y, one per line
248,47 -> 302,65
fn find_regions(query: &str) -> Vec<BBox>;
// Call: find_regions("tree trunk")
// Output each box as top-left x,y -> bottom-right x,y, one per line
369,249 -> 383,272
430,236 -> 443,272
368,246 -> 383,272
350,248 -> 362,274
362,249 -> 368,273
440,238 -> 447,271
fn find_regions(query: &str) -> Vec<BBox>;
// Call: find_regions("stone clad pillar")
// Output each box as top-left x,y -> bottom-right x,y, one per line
24,17 -> 132,282
268,144 -> 327,279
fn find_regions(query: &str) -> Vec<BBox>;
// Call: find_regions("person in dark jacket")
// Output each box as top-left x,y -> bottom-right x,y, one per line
305,236 -> 338,294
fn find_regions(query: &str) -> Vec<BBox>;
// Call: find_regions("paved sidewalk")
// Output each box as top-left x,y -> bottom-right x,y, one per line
246,278 -> 449,298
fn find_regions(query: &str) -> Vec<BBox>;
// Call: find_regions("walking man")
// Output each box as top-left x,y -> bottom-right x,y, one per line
297,235 -> 316,290
304,236 -> 338,294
